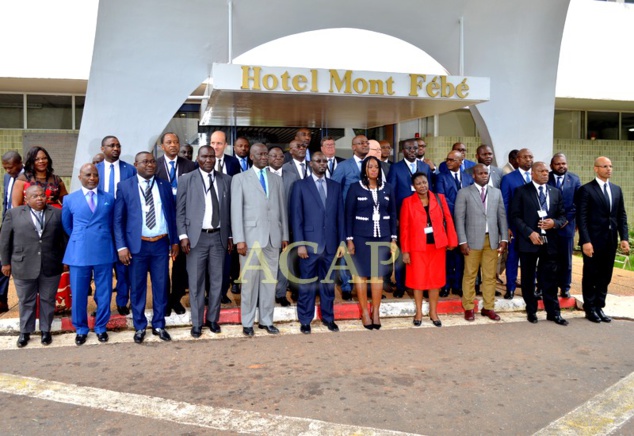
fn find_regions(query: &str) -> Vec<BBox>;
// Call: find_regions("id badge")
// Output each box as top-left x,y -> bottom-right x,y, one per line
372,212 -> 381,221
537,210 -> 547,218
424,226 -> 433,234
172,187 -> 177,196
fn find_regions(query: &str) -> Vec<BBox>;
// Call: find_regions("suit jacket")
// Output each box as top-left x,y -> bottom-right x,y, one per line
547,171 -> 581,239
500,169 -> 530,227
282,159 -> 311,181
438,159 -> 476,174
0,205 -> 67,280
325,156 -> 345,178
2,173 -> 10,217
234,155 -> 253,172
576,179 -> 628,252
331,157 -> 363,200
231,167 -> 289,249
435,170 -> 474,215
96,159 -> 137,194
454,184 -> 507,250
344,182 -> 397,239
502,162 -> 515,175
218,154 -> 241,176
114,176 -> 178,254
268,167 -> 299,210
400,191 -> 457,252
62,189 -> 117,266
290,176 -> 344,255
155,155 -> 197,187
510,183 -> 566,254
466,165 -> 503,188
387,159 -> 433,215
176,170 -> 232,250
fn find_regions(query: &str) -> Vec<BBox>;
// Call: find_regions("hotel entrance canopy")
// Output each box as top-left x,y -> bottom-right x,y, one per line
202,64 -> 490,129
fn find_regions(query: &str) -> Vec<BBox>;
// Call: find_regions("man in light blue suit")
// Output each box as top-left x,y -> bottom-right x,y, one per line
95,135 -> 137,316
62,163 -> 117,345
500,148 -> 534,299
290,152 -> 345,334
331,134 -> 369,300
114,152 -> 179,344
387,138 -> 432,297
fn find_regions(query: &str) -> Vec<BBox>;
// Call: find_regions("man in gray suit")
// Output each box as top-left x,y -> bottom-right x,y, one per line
0,185 -> 67,347
268,145 -> 299,306
177,146 -> 232,338
454,164 -> 508,322
231,143 -> 289,336
282,139 -> 310,180
466,145 -> 503,188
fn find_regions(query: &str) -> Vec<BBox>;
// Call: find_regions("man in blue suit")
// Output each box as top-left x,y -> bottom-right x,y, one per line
62,163 -> 117,345
500,148 -> 534,299
331,134 -> 369,300
387,138 -> 432,297
435,150 -> 474,297
290,152 -> 345,334
1,151 -> 23,313
438,142 -> 477,173
114,152 -> 179,344
548,153 -> 581,298
95,135 -> 137,316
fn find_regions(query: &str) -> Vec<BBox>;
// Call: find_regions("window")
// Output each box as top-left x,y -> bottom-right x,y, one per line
554,110 -> 582,139
622,112 -> 634,141
587,111 -> 619,140
27,95 -> 73,129
0,94 -> 24,128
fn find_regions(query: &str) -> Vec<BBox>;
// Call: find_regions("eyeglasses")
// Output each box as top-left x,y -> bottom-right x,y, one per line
137,159 -> 156,165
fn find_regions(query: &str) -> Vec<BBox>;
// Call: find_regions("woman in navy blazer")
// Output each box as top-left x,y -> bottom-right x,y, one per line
400,172 -> 457,327
345,156 -> 397,330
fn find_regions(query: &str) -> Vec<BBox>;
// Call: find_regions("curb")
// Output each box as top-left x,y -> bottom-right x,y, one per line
0,295 -> 580,335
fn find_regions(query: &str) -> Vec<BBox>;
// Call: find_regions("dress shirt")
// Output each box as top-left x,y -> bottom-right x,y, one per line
215,155 -> 227,175
269,167 -> 283,177
353,155 -> 364,172
137,175 -> 167,238
81,187 -> 99,209
595,177 -> 612,209
311,173 -> 327,198
521,169 -> 531,184
450,169 -> 461,185
201,168 -> 220,230
164,156 -> 178,181
532,181 -> 550,211
292,159 -> 309,179
29,207 -> 45,237
325,156 -> 337,178
479,183 -> 489,234
485,165 -> 494,187
254,166 -> 269,198
103,159 -> 121,197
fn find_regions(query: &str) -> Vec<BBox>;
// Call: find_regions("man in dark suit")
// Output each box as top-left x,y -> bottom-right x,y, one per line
436,150 -> 474,297
438,142 -> 476,173
155,132 -> 197,315
95,135 -> 137,316
379,140 -> 393,170
114,152 -> 179,344
510,162 -> 568,326
576,156 -> 629,323
62,163 -> 118,345
387,138 -> 433,298
466,145 -> 503,188
320,136 -> 344,179
0,150 -> 23,313
0,185 -> 66,347
177,146 -> 232,338
268,145 -> 299,306
547,153 -> 581,298
500,148 -> 534,299
290,152 -> 345,334
234,136 -> 252,172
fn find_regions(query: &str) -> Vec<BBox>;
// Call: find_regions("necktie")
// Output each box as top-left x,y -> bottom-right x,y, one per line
480,186 -> 486,206
240,158 -> 247,172
259,169 -> 267,195
300,162 -> 306,179
556,176 -> 562,189
328,158 -> 334,174
87,191 -> 96,213
169,161 -> 177,193
603,183 -> 611,209
524,171 -> 530,183
538,186 -> 547,211
32,210 -> 44,236
216,158 -> 224,174
109,163 -> 115,195
454,172 -> 461,190
317,178 -> 327,207
410,162 -> 415,173
145,180 -> 156,229
208,174 -> 220,228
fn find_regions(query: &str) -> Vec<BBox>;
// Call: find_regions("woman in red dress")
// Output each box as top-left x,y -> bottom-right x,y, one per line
400,172 -> 457,327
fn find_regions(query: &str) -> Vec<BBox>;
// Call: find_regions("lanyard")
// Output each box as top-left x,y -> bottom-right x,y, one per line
138,178 -> 155,203
30,208 -> 44,232
164,160 -> 178,182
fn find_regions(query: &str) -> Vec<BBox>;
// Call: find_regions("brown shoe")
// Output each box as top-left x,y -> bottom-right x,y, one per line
481,309 -> 501,321
464,309 -> 475,321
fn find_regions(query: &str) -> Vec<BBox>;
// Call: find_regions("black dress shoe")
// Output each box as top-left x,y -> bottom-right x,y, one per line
75,334 -> 88,346
300,324 -> 311,334
413,318 -> 422,327
596,309 -> 612,323
220,295 -> 232,304
561,289 -> 571,298
258,324 -> 280,334
452,288 -> 463,297
97,332 -> 109,342
323,321 -> 339,332
504,289 -> 515,300
585,311 -> 601,323
546,314 -> 569,326
40,331 -> 52,346
17,333 -> 30,348
431,317 -> 442,327
495,291 -> 502,297
152,328 -> 172,341
205,321 -> 221,333
341,291 -> 353,301
134,330 -> 146,343
117,305 -> 130,316
439,288 -> 450,298
191,326 -> 202,338
231,283 -> 241,294
0,301 -> 9,313
276,297 -> 291,307
172,301 -> 187,315
527,313 -> 538,323
243,326 -> 254,337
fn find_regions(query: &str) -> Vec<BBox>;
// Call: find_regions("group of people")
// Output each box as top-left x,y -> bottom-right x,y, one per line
0,129 -> 628,347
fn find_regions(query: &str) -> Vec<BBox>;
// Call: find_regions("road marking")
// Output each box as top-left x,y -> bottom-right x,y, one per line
534,371 -> 634,435
0,372 -> 421,435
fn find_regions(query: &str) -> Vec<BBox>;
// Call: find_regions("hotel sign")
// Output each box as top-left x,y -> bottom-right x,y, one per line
212,64 -> 489,101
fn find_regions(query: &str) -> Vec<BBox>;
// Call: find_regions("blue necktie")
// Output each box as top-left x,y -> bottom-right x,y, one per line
538,186 -> 547,211
259,169 -> 267,195
556,176 -> 562,189
524,171 -> 530,183
169,161 -> 177,192
241,158 -> 247,172
317,178 -> 327,207
108,163 -> 115,195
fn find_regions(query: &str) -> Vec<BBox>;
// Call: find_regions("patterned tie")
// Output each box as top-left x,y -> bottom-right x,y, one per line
317,178 -> 327,207
538,186 -> 547,211
603,183 -> 611,209
556,176 -> 562,189
87,191 -> 96,213
524,171 -> 530,184
145,180 -> 156,229
259,169 -> 267,195
208,174 -> 220,228
108,163 -> 115,195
